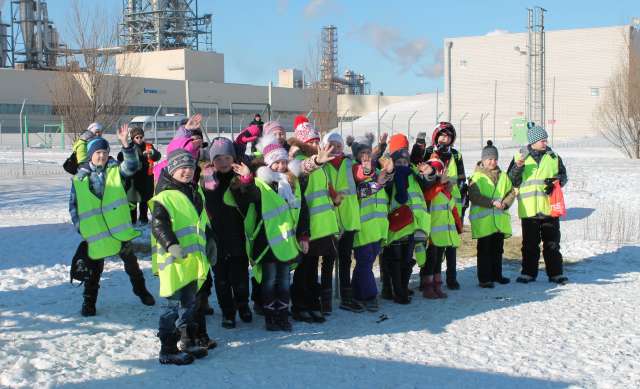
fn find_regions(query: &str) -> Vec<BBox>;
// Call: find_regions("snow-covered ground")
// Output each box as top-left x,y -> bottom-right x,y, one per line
1,142 -> 639,388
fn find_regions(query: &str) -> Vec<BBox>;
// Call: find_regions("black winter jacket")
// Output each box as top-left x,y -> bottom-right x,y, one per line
151,168 -> 212,251
203,171 -> 246,257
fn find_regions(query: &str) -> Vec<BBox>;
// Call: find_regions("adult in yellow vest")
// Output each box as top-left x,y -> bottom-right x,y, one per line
229,135 -> 311,331
68,125 -> 155,318
288,119 -> 340,322
321,131 -> 367,313
382,134 -> 436,305
348,133 -> 394,312
469,141 -> 517,288
411,122 -> 466,290
507,125 -> 569,284
150,149 -> 213,365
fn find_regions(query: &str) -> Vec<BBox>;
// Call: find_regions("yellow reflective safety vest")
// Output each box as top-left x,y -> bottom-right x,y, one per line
242,178 -> 301,283
149,188 -> 210,298
446,152 -> 463,215
73,166 -> 140,260
386,174 -> 430,244
469,170 -> 513,239
429,191 -> 460,248
353,170 -> 389,248
324,158 -> 361,232
515,151 -> 559,218
297,155 -> 339,240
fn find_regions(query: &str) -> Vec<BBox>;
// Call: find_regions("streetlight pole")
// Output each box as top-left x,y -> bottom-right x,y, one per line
493,80 -> 497,141
407,111 -> 418,139
480,112 -> 490,147
378,109 -> 387,139
459,112 -> 468,152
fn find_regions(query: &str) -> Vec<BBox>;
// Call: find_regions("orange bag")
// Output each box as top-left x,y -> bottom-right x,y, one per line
549,181 -> 566,218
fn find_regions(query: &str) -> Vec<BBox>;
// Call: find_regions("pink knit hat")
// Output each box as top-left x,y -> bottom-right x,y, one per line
258,134 -> 289,166
294,122 -> 320,143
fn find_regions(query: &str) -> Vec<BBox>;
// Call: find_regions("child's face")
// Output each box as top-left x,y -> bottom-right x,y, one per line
437,133 -> 451,146
213,154 -> 233,173
358,149 -> 372,163
329,141 -> 343,156
306,139 -> 319,150
172,166 -> 194,183
530,138 -> 548,151
482,158 -> 498,170
272,128 -> 286,144
132,135 -> 144,145
270,159 -> 288,173
191,136 -> 203,148
91,150 -> 109,167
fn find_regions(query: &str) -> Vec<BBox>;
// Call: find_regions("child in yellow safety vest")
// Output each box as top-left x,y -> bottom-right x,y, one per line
468,141 -> 517,288
229,134 -> 312,331
150,149 -> 215,365
68,125 -> 155,318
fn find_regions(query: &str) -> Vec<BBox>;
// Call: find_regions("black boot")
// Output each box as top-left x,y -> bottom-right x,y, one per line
159,332 -> 194,365
391,261 -> 410,304
320,288 -> 333,315
309,310 -> 326,323
81,294 -> 97,317
178,325 -> 208,359
132,277 -> 156,306
238,304 -> 253,323
338,288 -> 365,313
276,306 -> 292,332
291,308 -> 314,323
401,262 -> 414,301
221,314 -> 236,329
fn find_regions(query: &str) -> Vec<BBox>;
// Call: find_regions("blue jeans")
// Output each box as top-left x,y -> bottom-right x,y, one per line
158,281 -> 198,338
261,260 -> 290,312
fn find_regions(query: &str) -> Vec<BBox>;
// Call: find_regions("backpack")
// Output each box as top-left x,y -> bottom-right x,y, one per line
63,151 -> 78,175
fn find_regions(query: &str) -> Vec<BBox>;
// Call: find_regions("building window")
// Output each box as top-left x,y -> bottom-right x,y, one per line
591,87 -> 600,96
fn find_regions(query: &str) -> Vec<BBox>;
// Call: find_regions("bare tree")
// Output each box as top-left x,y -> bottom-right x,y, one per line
49,0 -> 138,141
595,29 -> 640,159
303,38 -> 337,134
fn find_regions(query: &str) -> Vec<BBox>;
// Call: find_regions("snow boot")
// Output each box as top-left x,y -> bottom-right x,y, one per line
309,310 -> 326,323
196,334 -> 218,350
81,296 -> 97,317
479,281 -> 495,288
178,325 -> 208,359
421,276 -> 438,299
132,277 -> 156,306
391,261 -> 410,304
159,332 -> 194,365
320,288 -> 333,315
433,274 -> 448,299
339,288 -> 365,313
516,274 -> 536,284
291,309 -> 314,323
221,315 -> 236,329
238,304 -> 253,323
496,276 -> 511,285
362,298 -> 379,312
549,275 -> 568,285
446,279 -> 460,290
276,308 -> 293,332
264,308 -> 280,331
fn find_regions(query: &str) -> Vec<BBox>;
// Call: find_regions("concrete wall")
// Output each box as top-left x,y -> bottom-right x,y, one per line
337,94 -> 433,118
116,49 -> 224,83
444,25 -> 631,140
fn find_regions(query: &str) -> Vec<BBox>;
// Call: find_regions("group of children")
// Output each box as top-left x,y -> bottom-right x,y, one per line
68,115 -> 568,365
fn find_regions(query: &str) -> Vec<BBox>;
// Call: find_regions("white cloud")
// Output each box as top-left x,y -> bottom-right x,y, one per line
486,29 -> 510,36
303,0 -> 330,18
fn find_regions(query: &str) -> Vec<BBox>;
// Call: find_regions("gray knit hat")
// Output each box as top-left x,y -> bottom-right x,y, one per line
346,133 -> 375,161
208,137 -> 236,161
481,140 -> 499,160
167,149 -> 196,175
527,125 -> 548,145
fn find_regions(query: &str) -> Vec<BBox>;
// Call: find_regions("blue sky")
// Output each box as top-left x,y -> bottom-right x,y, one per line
9,0 -> 640,95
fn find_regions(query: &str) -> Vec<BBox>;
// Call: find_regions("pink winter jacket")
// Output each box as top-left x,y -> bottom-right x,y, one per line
153,136 -> 200,183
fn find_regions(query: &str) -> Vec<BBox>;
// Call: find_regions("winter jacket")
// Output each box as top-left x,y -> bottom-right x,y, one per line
230,164 -> 310,263
68,143 -> 140,229
202,170 -> 247,257
411,144 -> 466,186
151,168 -> 213,251
506,146 -> 568,188
468,162 -> 517,209
72,130 -> 97,164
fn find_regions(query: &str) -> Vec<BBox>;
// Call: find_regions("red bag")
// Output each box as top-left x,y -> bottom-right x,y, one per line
388,205 -> 414,232
549,181 -> 566,218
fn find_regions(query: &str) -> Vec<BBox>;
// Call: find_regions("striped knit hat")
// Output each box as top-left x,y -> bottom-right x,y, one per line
527,125 -> 548,145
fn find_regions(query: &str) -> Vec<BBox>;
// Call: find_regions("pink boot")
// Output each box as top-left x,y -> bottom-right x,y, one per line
433,273 -> 448,299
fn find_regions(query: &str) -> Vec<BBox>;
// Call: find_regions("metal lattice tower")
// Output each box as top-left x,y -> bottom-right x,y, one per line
527,6 -> 546,127
120,0 -> 212,52
320,25 -> 337,90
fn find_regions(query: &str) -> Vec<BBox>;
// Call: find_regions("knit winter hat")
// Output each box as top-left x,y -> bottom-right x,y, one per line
208,137 -> 236,161
527,125 -> 548,145
426,157 -> 445,175
87,122 -> 103,135
347,133 -> 375,161
167,148 -> 196,176
87,137 -> 110,160
481,140 -> 499,160
258,134 -> 289,166
263,121 -> 285,136
321,131 -> 343,147
129,127 -> 144,139
388,134 -> 410,161
294,122 -> 320,143
293,115 -> 309,131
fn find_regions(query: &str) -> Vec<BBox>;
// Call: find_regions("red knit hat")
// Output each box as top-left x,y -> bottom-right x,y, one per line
388,134 -> 409,154
293,115 -> 309,131
426,157 -> 445,174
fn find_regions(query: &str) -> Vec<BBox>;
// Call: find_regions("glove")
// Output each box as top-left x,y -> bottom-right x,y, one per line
544,178 -> 556,195
167,244 -> 184,260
